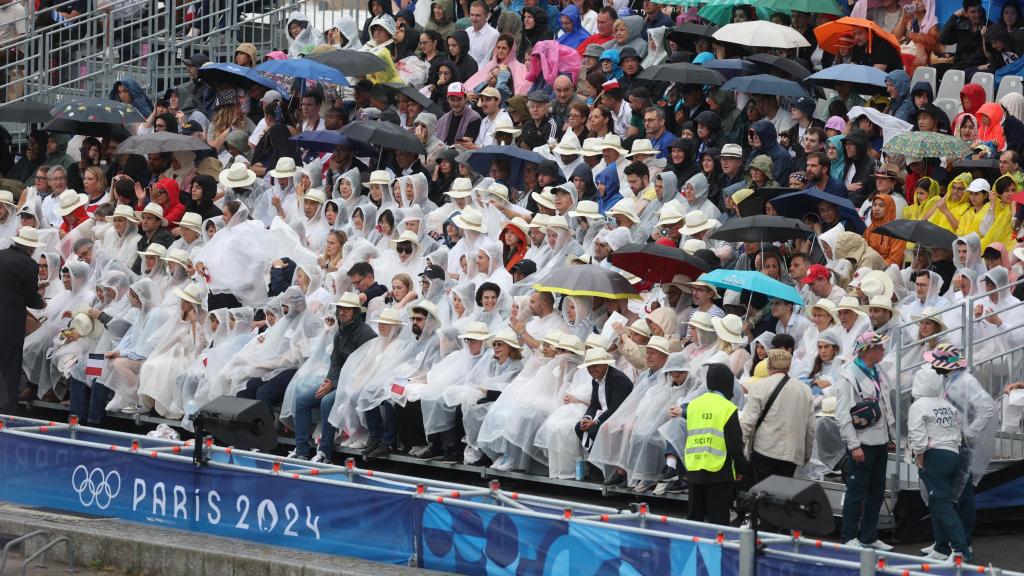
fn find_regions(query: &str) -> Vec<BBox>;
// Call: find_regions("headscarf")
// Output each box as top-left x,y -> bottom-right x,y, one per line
826,134 -> 846,181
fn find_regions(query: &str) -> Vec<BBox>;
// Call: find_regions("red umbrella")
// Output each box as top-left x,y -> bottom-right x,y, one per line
608,242 -> 710,284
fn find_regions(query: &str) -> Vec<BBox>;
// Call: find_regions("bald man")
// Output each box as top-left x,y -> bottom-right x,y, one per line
551,75 -> 584,128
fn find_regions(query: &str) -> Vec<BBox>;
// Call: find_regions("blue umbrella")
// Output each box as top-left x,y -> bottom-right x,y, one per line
465,145 -> 546,191
769,187 -> 867,234
699,269 -> 804,306
806,63 -> 887,95
703,59 -> 758,80
256,59 -> 350,86
198,63 -> 287,93
289,131 -> 374,156
721,74 -> 807,98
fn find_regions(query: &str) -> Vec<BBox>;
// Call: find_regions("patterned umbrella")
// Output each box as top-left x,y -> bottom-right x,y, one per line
882,132 -> 973,159
44,97 -> 146,139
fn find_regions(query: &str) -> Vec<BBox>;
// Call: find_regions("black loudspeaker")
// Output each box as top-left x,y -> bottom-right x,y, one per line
748,475 -> 835,536
197,396 -> 278,453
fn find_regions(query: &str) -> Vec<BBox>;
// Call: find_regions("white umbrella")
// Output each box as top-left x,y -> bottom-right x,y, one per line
712,21 -> 811,49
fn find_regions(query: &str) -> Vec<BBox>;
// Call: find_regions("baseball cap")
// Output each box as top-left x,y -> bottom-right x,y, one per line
528,90 -> 549,103
179,120 -> 201,135
510,259 -> 537,277
479,86 -> 501,100
720,143 -> 743,158
447,82 -> 466,97
790,96 -> 815,117
800,264 -> 830,284
261,90 -> 284,105
967,178 -> 991,193
183,53 -> 210,68
419,264 -> 445,281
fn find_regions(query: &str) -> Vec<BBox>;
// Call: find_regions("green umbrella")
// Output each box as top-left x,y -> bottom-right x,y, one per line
882,132 -> 973,159
761,0 -> 842,15
659,0 -> 702,6
698,0 -> 787,25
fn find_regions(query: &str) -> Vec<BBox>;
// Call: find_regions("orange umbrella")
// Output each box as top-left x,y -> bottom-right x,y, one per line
814,17 -> 901,56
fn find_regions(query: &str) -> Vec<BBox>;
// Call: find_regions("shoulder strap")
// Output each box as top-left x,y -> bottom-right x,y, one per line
753,375 -> 789,435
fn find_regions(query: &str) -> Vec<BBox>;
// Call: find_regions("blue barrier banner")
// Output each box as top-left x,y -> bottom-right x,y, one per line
754,554 -> 860,576
418,500 -> 724,575
0,433 -> 416,564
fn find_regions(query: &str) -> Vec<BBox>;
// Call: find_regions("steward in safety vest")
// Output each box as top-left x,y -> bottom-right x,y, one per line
683,363 -> 747,526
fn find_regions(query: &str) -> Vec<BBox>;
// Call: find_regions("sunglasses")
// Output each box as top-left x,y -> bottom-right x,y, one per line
396,244 -> 414,254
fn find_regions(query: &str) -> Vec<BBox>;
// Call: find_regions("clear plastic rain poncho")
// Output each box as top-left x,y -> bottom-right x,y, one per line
561,295 -> 595,341
462,353 -> 548,454
972,266 -> 1024,397
279,312 -> 338,429
157,259 -> 191,311
24,261 -> 94,398
103,279 -> 169,398
332,167 -> 366,228
99,215 -> 142,267
657,354 -> 715,456
534,356 -> 598,479
175,307 -> 230,422
194,203 -> 272,307
952,232 -> 987,275
939,367 -> 999,489
37,251 -> 64,301
140,290 -> 206,419
637,171 -> 680,233
440,281 -> 476,331
302,193 -> 330,254
587,363 -> 665,481
355,309 -> 442,413
417,329 -> 484,436
188,306 -> 256,406
286,12 -> 323,57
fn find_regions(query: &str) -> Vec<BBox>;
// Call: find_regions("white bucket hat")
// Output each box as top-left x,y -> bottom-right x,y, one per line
581,137 -> 604,157
539,329 -> 565,348
138,242 -> 167,258
646,335 -> 671,355
657,203 -> 686,227
269,156 -> 298,179
452,206 -> 487,233
390,229 -> 421,249
446,178 -> 474,198
865,294 -> 897,314
531,188 -> 557,210
528,213 -> 549,230
174,282 -> 205,305
585,333 -> 610,350
837,295 -> 866,316
680,211 -> 714,235
56,189 -> 88,216
608,201 -> 639,224
686,278 -> 720,298
545,215 -> 571,231
628,318 -> 651,338
493,116 -> 522,136
712,314 -> 746,345
625,138 -> 656,158
162,247 -> 191,268
687,310 -> 714,331
807,299 -> 841,325
304,188 -> 326,205
411,299 -> 441,323
11,226 -> 42,248
0,190 -> 15,207
218,162 -> 257,188
913,306 -> 948,332
111,204 -> 139,223
364,170 -> 393,187
556,334 -> 585,356
377,307 -> 406,325
598,133 -> 627,154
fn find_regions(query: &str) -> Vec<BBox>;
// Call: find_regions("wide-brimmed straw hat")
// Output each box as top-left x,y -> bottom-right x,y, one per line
219,162 -> 257,188
489,327 -> 523,349
580,347 -> 615,368
452,206 -> 487,233
269,156 -> 298,178
334,291 -> 366,312
11,226 -> 42,248
174,282 -> 205,305
459,321 -> 490,341
712,314 -> 746,345
56,189 -> 88,216
136,203 -> 168,226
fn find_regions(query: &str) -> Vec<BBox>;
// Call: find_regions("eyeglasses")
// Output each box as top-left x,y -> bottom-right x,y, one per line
350,275 -> 365,284
410,316 -> 426,323
48,175 -> 66,182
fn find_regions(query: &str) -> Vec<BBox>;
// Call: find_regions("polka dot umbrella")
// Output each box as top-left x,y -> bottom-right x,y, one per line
44,97 -> 147,139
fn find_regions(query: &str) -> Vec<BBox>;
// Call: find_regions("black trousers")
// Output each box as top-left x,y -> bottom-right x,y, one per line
688,481 -> 736,526
207,292 -> 242,312
745,451 -> 798,533
394,400 -> 427,450
0,343 -> 23,416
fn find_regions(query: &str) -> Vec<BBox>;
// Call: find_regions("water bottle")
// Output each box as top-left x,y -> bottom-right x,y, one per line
575,458 -> 586,481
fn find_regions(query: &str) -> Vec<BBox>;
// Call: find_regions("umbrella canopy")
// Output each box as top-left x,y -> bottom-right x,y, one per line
814,17 -> 900,56
698,0 -> 787,25
465,145 -> 545,191
339,120 -> 426,155
713,21 -> 811,49
709,215 -> 813,243
255,59 -> 349,86
703,59 -> 759,80
701,269 -> 804,306
44,118 -> 131,139
721,74 -> 807,98
762,0 -> 842,14
198,62 -> 285,92
308,49 -> 388,77
608,242 -> 710,284
882,131 -> 973,159
44,97 -> 146,139
533,264 -> 639,299
735,187 -> 798,217
769,188 -> 867,234
874,219 -> 957,248
289,131 -> 367,154
807,63 -> 887,95
745,53 -> 811,81
637,63 -> 725,86
667,23 -> 719,46
116,132 -> 213,155
0,100 -> 53,123
382,82 -> 443,116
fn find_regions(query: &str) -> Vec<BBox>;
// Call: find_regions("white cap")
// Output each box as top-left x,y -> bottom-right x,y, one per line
967,178 -> 991,193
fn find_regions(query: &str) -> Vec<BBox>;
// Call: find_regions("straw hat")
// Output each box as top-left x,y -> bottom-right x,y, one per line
138,242 -> 167,258
196,156 -> 223,179
505,217 -> 530,237
137,203 -> 168,226
807,298 -> 841,325
580,347 -> 615,368
446,178 -> 474,199
334,291 -> 366,312
377,307 -> 406,325
539,329 -> 565,348
174,282 -> 205,306
556,334 -> 585,356
486,182 -> 509,201
458,321 -> 490,341
913,306 -> 948,332
686,278 -> 720,298
56,189 -> 88,216
682,238 -> 706,254
731,188 -> 755,205
452,206 -> 487,233
664,273 -> 693,293
625,138 -> 656,158
680,211 -> 714,235
269,156 -> 298,178
552,130 -> 582,155
528,214 -> 549,231
390,229 -> 421,249
859,270 -> 894,300
531,188 -> 557,210
865,294 -> 896,314
71,311 -> 103,339
608,201 -> 639,223
585,333 -> 610,350
712,314 -> 746,345
11,226 -> 42,248
364,169 -> 394,187
568,200 -> 601,220
646,335 -> 671,355
0,190 -> 15,207
687,310 -> 714,331
628,318 -> 651,338
493,116 -> 522,136
489,327 -> 523,349
657,203 -> 685,227
598,133 -> 627,154
218,162 -> 257,188
162,247 -> 191,268
820,396 -> 838,417
546,215 -> 571,231
111,204 -> 139,223
178,211 -> 202,232
304,188 -> 326,205
837,296 -> 866,316
411,299 -> 441,322
581,137 -> 604,157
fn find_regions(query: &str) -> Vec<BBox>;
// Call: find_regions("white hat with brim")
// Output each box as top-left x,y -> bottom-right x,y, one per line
530,188 -> 557,210
865,294 -> 897,315
581,138 -> 604,157
377,307 -> 406,325
71,312 -> 103,339
110,203 -> 139,223
665,273 -> 693,293
446,178 -> 474,199
493,117 -> 522,136
712,315 -> 746,345
505,217 -> 530,237
304,188 -> 326,205
178,211 -> 202,232
628,318 -> 652,338
913,306 -> 948,332
608,202 -> 639,224
411,299 -> 441,323
268,156 -> 298,179
452,207 -> 487,233
489,327 -> 523,349
174,282 -> 205,306
529,213 -> 550,230
390,229 -> 421,249
56,190 -> 88,216
580,347 -> 615,368
679,211 -> 715,235
218,162 -> 257,188
625,139 -> 656,158
364,170 -> 394,187
552,130 -> 582,156
859,270 -> 894,300
334,291 -> 366,312
682,238 -> 706,254
685,279 -> 720,298
837,296 -> 866,316
0,190 -> 15,207
820,395 -> 838,416
459,321 -> 490,341
657,204 -> 686,227
539,329 -> 565,348
807,299 -> 840,325
598,134 -> 627,155
11,226 -> 43,248
568,200 -> 601,220
545,215 -> 571,231
138,242 -> 167,259
585,333 -> 610,350
646,335 -> 671,355
486,183 -> 509,201
687,311 -> 714,332
137,203 -> 168,226
162,247 -> 191,268
556,334 -> 586,356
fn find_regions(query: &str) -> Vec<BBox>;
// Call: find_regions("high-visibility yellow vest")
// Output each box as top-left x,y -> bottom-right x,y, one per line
684,392 -> 737,477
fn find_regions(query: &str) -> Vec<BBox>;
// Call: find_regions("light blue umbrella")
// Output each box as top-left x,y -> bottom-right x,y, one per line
806,63 -> 887,95
256,59 -> 350,86
699,269 -> 804,306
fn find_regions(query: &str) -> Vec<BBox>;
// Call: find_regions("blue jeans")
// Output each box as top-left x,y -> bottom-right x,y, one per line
68,377 -> 110,426
841,444 -> 888,544
364,402 -> 396,446
293,387 -> 336,458
920,449 -> 970,558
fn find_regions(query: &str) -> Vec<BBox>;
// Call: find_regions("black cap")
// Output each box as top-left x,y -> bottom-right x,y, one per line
619,47 -> 640,61
982,246 -> 1002,260
180,120 -> 200,135
355,79 -> 374,92
419,264 -> 445,281
184,53 -> 210,68
510,259 -> 537,277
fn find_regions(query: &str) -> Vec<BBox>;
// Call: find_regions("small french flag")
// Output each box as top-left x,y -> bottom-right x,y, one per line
85,354 -> 104,377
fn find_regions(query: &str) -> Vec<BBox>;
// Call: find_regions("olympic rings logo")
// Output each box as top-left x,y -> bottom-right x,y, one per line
71,465 -> 121,510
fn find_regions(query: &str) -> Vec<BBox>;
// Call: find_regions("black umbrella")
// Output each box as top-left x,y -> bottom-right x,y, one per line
465,145 -> 545,191
721,74 -> 808,98
668,23 -> 719,47
637,63 -> 725,86
43,97 -> 148,140
736,186 -> 798,217
340,120 -> 425,155
608,242 -> 710,284
308,49 -> 388,77
709,215 -> 813,243
533,264 -> 638,299
0,100 -> 53,123
745,53 -> 811,81
382,83 -> 443,116
116,132 -> 213,155
874,219 -> 957,248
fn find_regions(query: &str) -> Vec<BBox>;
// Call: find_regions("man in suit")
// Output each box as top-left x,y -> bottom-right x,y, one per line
0,226 -> 46,415
575,348 -> 633,449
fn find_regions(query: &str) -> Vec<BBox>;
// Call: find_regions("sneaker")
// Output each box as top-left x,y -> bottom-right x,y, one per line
844,539 -> 864,548
367,444 -> 391,458
361,437 -> 381,457
286,449 -> 309,460
408,445 -> 432,458
310,451 -> 331,464
347,438 -> 367,450
864,540 -> 894,551
922,550 -> 950,562
920,544 -> 935,555
439,448 -> 461,464
658,465 -> 679,482
121,403 -> 148,415
665,478 -> 687,494
652,481 -> 670,496
602,470 -> 627,488
633,480 -> 656,493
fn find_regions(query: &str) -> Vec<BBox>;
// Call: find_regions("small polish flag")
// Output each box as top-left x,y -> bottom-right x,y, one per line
85,353 -> 104,377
